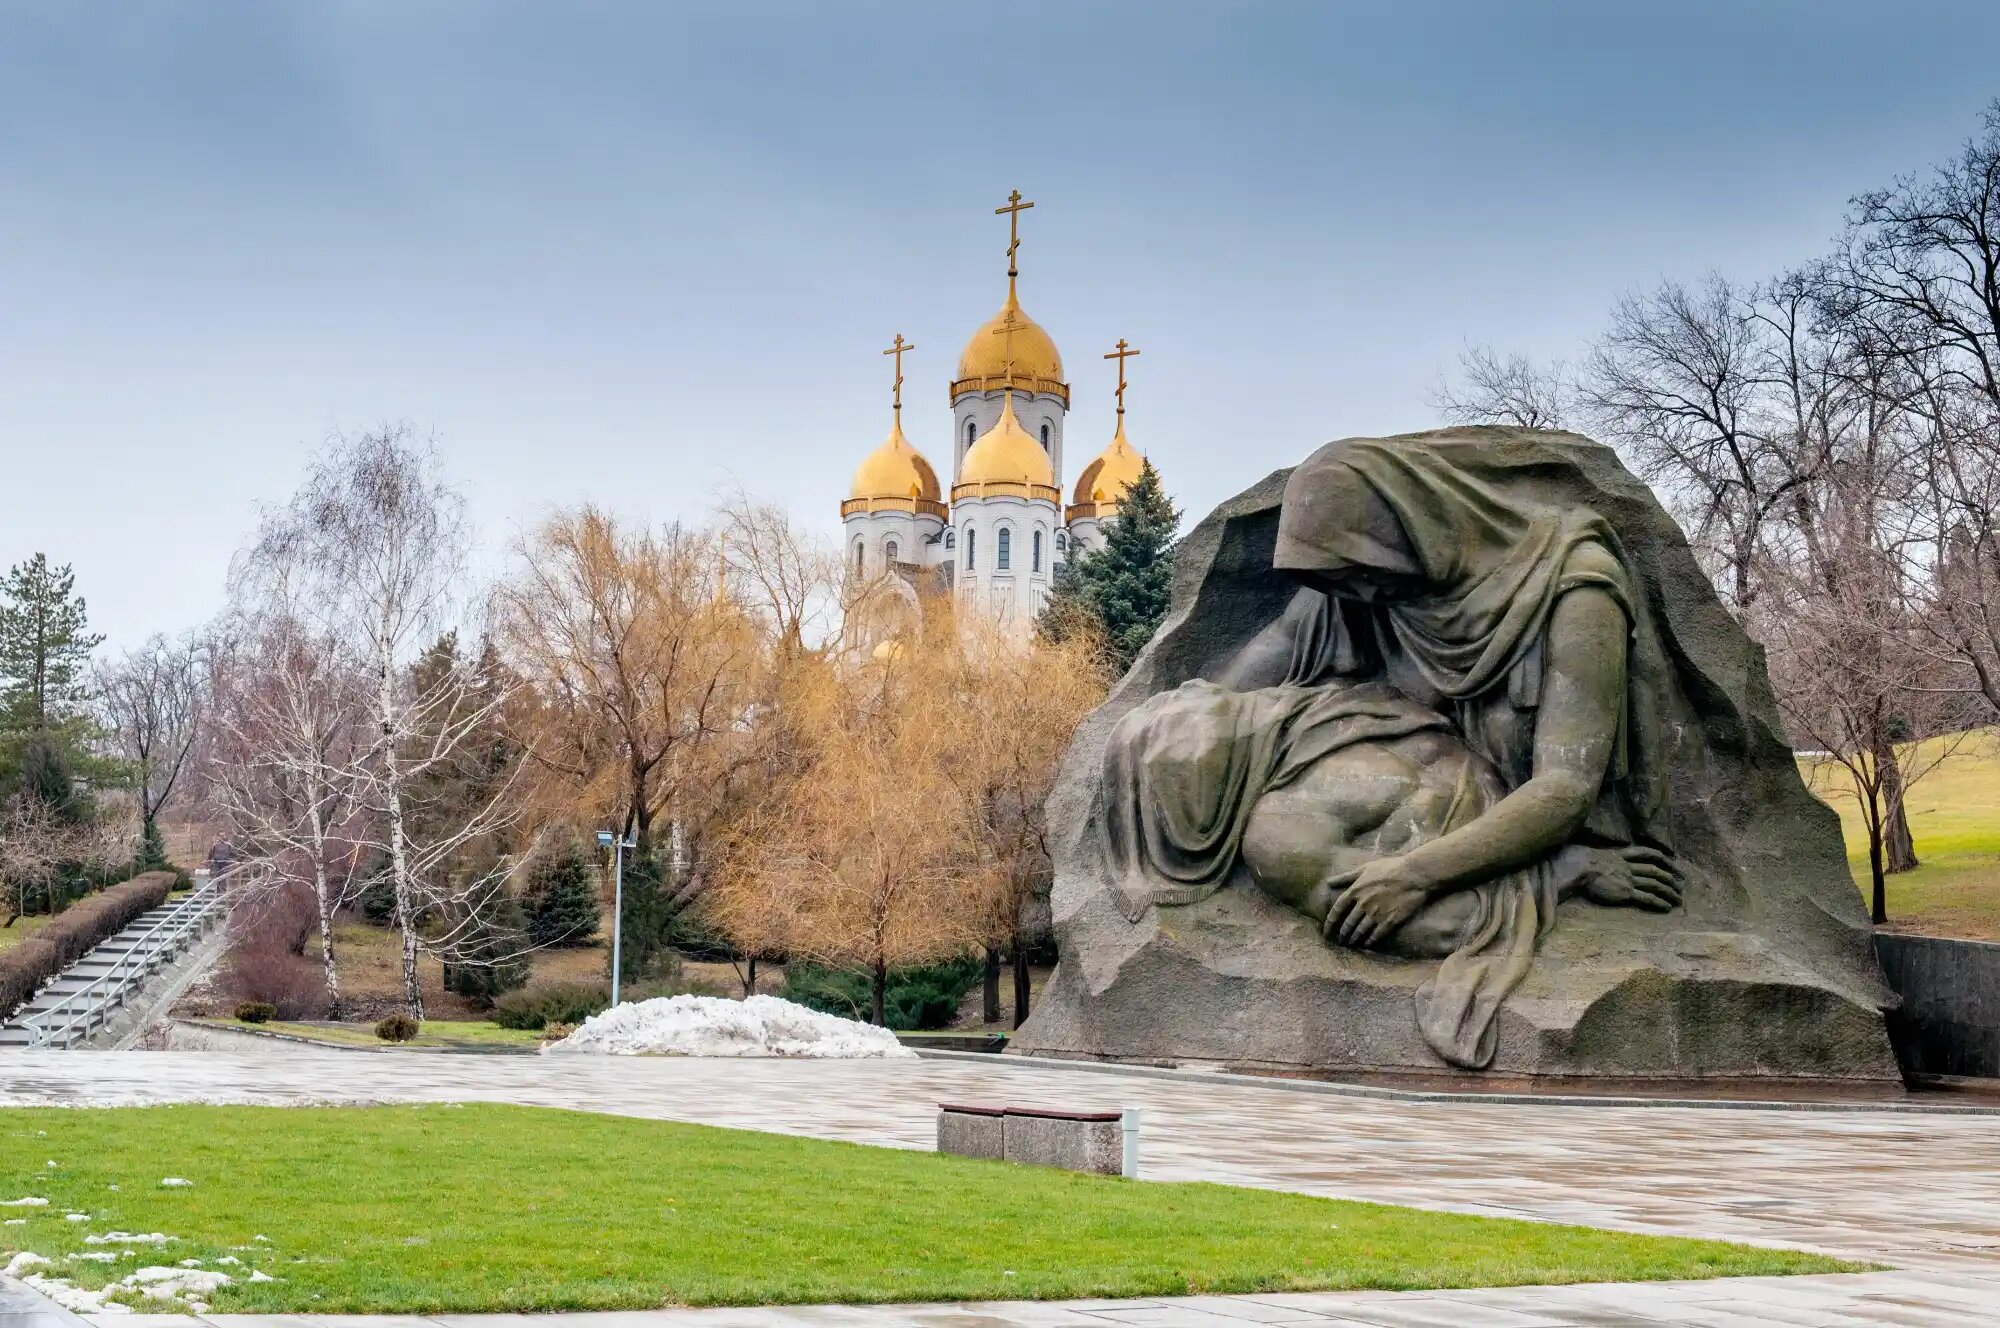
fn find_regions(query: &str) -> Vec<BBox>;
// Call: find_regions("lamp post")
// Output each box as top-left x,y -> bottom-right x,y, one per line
596,829 -> 637,1007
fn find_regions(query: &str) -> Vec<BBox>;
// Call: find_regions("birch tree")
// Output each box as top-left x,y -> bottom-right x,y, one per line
240,427 -> 520,1017
207,615 -> 367,1013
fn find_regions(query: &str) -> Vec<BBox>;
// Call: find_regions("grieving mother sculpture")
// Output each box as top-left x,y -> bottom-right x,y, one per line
1014,428 -> 1901,1080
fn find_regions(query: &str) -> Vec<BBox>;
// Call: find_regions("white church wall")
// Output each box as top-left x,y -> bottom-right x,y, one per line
950,388 -> 1067,485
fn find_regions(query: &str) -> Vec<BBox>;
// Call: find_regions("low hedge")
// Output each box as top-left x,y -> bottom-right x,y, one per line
0,872 -> 175,1020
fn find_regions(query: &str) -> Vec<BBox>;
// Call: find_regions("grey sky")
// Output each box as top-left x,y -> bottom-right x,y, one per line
4,2 -> 1998,649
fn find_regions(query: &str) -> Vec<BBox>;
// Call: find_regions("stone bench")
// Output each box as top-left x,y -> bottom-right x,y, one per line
937,1103 -> 1137,1176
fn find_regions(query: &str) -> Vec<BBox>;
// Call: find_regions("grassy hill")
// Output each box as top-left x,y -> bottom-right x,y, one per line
1803,730 -> 2000,940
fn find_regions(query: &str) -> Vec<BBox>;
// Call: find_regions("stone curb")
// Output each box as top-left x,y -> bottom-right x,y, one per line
912,1048 -> 2000,1116
170,1018 -> 539,1056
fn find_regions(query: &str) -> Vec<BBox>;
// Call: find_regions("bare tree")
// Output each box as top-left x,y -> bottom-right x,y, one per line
1581,274 -> 1839,610
237,427 -> 520,1017
96,632 -> 208,861
1432,345 -> 1576,429
1820,99 -> 2000,722
944,619 -> 1108,1026
493,508 -> 756,901
206,614 -> 368,1013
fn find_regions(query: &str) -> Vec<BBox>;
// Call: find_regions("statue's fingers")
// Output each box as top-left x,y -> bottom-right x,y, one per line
1634,878 -> 1681,908
1338,901 -> 1373,948
1622,846 -> 1673,870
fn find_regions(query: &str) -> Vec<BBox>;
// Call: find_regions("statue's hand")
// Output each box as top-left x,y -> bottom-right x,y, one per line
1324,856 -> 1434,950
1570,844 -> 1682,912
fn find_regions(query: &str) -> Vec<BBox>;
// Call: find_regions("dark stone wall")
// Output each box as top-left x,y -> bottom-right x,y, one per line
1876,933 -> 2000,1079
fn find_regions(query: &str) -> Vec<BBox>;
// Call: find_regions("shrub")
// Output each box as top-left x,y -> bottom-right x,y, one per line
220,946 -> 327,1021
521,834 -> 601,948
0,872 -> 173,1021
234,1001 -> 277,1024
782,955 -> 982,1030
542,1021 -> 579,1041
218,882 -> 329,1021
375,1013 -> 420,1042
491,981 -> 611,1031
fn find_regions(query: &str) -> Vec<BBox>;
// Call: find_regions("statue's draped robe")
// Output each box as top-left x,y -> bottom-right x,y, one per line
1101,438 -> 1674,1070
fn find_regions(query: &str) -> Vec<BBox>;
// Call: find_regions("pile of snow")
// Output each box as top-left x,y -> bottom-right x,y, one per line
544,994 -> 917,1059
1,1197 -> 49,1207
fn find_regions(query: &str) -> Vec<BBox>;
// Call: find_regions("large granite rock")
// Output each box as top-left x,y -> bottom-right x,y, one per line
1013,429 -> 1900,1082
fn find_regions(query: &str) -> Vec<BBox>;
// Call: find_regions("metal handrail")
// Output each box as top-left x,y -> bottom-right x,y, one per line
20,876 -> 228,1048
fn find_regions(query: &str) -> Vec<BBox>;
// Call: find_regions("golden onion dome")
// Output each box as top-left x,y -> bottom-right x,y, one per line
1072,416 -> 1145,508
846,416 -> 943,508
956,393 -> 1055,490
953,287 -> 1065,395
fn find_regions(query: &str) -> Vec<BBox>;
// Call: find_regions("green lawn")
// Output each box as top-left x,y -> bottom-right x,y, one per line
0,913 -> 53,954
200,1018 -> 546,1050
1805,730 -> 2000,939
0,1105 -> 1850,1313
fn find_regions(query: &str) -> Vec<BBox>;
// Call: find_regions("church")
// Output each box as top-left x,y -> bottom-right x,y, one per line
840,191 -> 1158,629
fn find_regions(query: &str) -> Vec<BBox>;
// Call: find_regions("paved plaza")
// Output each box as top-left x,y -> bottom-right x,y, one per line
3,1047 -> 1998,1325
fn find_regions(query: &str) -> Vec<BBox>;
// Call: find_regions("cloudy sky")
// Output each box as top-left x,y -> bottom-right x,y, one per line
4,2 -> 1999,649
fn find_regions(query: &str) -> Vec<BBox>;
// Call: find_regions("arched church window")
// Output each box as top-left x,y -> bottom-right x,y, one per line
1056,530 -> 1068,554
966,528 -> 976,570
1032,530 -> 1043,572
884,539 -> 899,564
945,528 -> 956,549
1040,423 -> 1051,449
853,541 -> 865,578
966,419 -> 977,449
998,528 -> 1012,571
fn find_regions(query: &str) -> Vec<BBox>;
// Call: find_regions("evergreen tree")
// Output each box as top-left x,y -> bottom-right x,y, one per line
611,847 -> 679,987
137,816 -> 170,872
1038,460 -> 1180,671
521,832 -> 602,947
0,554 -> 104,734
442,862 -> 530,1008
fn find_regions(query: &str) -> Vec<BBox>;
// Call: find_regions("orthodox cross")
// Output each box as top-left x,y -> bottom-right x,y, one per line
1104,338 -> 1141,418
995,188 -> 1034,279
882,333 -> 915,418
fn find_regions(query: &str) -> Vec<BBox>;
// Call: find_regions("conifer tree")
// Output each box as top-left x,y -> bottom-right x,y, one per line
0,554 -> 104,735
442,862 -> 531,1007
522,832 -> 601,947
1037,460 -> 1179,671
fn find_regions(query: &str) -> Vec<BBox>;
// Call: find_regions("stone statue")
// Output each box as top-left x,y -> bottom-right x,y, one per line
1014,428 -> 1900,1080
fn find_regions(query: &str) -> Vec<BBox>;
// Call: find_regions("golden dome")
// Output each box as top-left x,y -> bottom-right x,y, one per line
1072,417 -> 1144,506
842,417 -> 946,519
952,393 -> 1058,502
951,286 -> 1068,404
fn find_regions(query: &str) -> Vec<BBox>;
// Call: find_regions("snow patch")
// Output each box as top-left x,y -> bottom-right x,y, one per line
70,1253 -> 119,1263
63,1213 -> 90,1222
4,1252 -> 48,1277
544,994 -> 917,1059
159,1177 -> 194,1188
21,1272 -> 124,1315
126,1265 -> 233,1299
1,1197 -> 49,1207
84,1231 -> 173,1246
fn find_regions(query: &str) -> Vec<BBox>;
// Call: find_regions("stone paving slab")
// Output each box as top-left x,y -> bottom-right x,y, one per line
8,1048 -> 2000,1324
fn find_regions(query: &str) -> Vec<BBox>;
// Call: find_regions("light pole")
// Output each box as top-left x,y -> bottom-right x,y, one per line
596,829 -> 636,1007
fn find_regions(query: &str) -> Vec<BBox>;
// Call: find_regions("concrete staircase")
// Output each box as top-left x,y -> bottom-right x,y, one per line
0,877 -> 227,1048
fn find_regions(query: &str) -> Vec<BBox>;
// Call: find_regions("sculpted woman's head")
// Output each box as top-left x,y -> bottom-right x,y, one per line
1273,450 -> 1422,602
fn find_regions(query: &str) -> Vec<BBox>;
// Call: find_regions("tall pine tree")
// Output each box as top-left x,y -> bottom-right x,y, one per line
1038,459 -> 1179,671
0,555 -> 104,801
